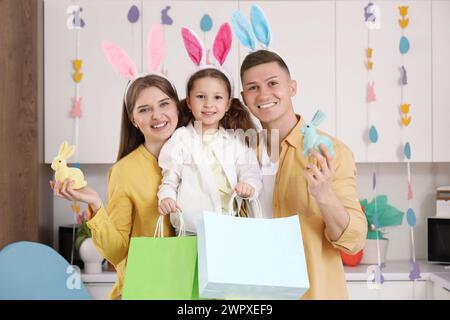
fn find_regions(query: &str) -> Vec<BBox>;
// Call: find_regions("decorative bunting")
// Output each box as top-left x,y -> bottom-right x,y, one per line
127,5 -> 140,23
404,142 -> 411,159
161,5 -> 173,25
200,14 -> 213,32
372,171 -> 376,190
66,5 -> 85,30
408,182 -> 413,200
400,66 -> 408,85
70,97 -> 83,118
406,208 -> 416,227
409,260 -> 421,280
397,4 -> 421,281
367,81 -> 377,103
369,126 -> 378,143
71,202 -> 80,215
72,59 -> 83,83
399,36 -> 410,54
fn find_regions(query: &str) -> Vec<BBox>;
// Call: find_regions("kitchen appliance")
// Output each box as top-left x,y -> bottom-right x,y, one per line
427,217 -> 450,264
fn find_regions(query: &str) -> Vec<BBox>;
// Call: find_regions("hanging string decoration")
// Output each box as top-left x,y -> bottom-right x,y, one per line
398,5 -> 421,281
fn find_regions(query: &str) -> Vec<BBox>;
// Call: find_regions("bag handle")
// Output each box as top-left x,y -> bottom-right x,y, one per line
154,210 -> 186,238
226,192 -> 263,219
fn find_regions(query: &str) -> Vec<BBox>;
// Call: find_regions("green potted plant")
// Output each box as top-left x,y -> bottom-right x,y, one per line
360,195 -> 404,264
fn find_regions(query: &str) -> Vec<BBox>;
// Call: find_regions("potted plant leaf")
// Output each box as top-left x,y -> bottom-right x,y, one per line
360,195 -> 404,264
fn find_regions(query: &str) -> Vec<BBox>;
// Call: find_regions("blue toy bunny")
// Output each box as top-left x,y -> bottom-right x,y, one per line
301,110 -> 335,157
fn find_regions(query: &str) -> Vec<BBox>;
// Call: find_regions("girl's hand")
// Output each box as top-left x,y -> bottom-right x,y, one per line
159,198 -> 181,215
50,179 -> 102,212
235,182 -> 255,199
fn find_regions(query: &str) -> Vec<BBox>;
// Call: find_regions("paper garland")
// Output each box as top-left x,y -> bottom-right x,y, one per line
363,3 -> 384,286
66,3 -> 86,266
128,5 -> 140,23
397,5 -> 420,281
161,5 -> 173,25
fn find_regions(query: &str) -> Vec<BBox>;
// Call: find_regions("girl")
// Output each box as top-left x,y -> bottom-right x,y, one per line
51,25 -> 183,299
157,23 -> 262,234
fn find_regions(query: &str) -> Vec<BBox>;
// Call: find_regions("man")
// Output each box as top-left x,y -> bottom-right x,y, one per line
240,50 -> 367,299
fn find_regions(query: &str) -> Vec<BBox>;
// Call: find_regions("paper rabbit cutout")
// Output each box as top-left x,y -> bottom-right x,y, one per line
300,110 -> 335,157
230,5 -> 271,51
51,141 -> 87,189
181,22 -> 232,69
102,23 -> 165,80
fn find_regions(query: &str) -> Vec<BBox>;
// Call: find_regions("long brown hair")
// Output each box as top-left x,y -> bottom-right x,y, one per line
117,75 -> 182,161
179,68 -> 256,132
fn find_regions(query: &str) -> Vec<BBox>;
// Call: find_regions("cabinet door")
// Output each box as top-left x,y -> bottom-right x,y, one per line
142,1 -> 240,100
238,1 -> 336,135
432,0 -> 450,162
44,0 -> 142,163
433,284 -> 450,300
347,281 -> 427,300
336,1 -> 432,162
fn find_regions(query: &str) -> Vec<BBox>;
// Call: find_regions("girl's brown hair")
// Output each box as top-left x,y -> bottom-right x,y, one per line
117,74 -> 182,161
179,68 -> 256,132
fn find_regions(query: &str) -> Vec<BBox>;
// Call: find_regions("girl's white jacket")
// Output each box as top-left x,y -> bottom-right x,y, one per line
158,123 -> 263,233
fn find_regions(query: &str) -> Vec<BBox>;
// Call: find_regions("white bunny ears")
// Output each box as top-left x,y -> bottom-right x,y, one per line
180,23 -> 235,95
101,23 -> 173,105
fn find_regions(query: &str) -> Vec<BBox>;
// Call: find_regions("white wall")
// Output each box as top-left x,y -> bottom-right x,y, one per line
49,162 -> 450,260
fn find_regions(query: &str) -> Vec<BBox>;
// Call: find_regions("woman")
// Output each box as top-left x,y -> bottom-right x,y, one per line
51,74 -> 183,299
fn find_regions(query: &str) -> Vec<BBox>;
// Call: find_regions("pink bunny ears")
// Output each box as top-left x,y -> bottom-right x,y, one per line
181,23 -> 234,93
101,24 -> 173,103
181,23 -> 232,66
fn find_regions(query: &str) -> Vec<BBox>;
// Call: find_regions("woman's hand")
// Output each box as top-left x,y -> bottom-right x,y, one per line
50,179 -> 102,212
304,144 -> 336,204
158,197 -> 181,215
235,182 -> 255,199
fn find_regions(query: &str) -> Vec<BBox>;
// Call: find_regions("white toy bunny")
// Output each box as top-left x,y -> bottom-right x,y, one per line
51,141 -> 87,189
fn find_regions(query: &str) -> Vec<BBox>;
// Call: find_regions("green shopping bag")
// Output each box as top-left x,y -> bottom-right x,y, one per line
122,216 -> 199,300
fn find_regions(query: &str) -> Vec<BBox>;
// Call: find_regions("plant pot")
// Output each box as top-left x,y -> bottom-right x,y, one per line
360,239 -> 389,265
78,238 -> 103,274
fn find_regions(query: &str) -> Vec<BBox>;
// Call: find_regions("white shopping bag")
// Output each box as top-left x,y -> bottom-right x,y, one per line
197,194 -> 309,300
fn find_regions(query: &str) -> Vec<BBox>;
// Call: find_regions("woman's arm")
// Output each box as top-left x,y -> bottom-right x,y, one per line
51,167 -> 133,266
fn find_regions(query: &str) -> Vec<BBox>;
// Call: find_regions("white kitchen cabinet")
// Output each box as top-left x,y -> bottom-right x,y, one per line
44,0 -> 142,163
433,283 -> 450,300
142,1 -> 239,100
432,0 -> 450,162
336,1 -> 432,163
346,280 -> 428,300
239,1 -> 336,136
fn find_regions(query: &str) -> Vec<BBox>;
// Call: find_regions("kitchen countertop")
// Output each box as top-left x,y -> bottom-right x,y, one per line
344,260 -> 450,281
81,260 -> 450,286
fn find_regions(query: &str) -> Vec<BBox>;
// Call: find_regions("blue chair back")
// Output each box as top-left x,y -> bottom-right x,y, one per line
0,241 -> 91,299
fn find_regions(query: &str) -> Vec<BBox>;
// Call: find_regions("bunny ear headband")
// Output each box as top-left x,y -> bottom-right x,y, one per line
101,23 -> 174,106
181,22 -> 235,96
230,5 -> 292,75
